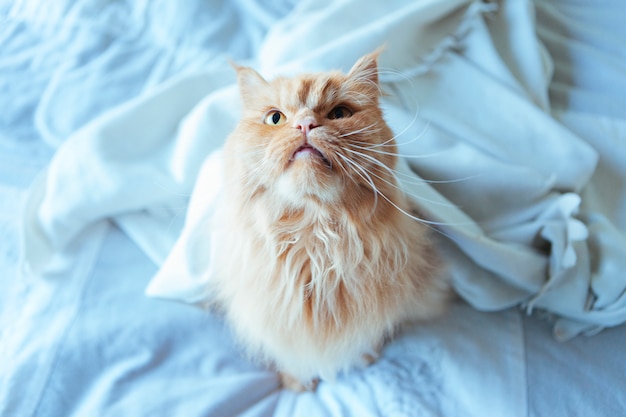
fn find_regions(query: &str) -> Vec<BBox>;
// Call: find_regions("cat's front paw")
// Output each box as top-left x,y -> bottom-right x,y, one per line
279,372 -> 319,392
360,339 -> 385,366
361,351 -> 379,366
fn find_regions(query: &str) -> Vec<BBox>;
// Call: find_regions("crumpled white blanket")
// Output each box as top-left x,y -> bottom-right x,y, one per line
21,0 -> 626,340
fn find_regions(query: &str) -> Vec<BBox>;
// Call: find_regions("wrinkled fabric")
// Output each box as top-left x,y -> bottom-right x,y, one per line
3,0 -> 626,416
16,0 -> 626,339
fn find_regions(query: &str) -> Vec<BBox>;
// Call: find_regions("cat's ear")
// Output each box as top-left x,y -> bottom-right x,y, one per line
231,62 -> 270,104
347,48 -> 384,97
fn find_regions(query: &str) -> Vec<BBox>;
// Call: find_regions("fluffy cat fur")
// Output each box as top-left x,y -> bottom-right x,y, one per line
209,51 -> 449,391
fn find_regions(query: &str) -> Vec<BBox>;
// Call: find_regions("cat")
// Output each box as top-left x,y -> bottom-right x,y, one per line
208,50 -> 450,391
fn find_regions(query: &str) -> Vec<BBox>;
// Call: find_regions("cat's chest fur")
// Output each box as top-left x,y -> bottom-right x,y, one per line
225,199 -> 376,330
209,192 -> 437,382
264,204 -> 363,325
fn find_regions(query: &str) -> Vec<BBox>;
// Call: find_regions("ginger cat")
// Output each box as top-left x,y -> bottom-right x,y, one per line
208,51 -> 449,391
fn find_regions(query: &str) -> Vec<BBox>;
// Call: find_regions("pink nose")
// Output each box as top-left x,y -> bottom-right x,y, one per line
294,116 -> 318,135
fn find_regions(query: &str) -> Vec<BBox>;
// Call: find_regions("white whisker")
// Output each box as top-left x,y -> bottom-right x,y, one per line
345,89 -> 378,107
338,122 -> 381,138
336,153 -> 379,213
344,139 -> 448,160
341,145 -> 479,232
343,148 -> 458,209
372,106 -> 424,150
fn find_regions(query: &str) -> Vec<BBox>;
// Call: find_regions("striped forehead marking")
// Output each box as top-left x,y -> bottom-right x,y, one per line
297,78 -> 314,105
293,76 -> 342,110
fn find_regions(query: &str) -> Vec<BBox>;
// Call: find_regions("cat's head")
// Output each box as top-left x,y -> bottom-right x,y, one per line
226,51 -> 397,208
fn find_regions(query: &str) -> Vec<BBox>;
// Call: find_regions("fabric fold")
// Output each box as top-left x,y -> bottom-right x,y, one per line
22,69 -> 235,273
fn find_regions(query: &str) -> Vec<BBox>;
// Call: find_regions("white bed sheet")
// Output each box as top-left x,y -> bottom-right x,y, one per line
1,0 -> 625,416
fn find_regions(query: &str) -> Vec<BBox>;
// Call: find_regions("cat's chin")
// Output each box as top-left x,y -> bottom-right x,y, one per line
274,164 -> 342,206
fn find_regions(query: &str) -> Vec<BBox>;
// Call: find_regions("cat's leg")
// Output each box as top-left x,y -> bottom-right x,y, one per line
361,332 -> 392,367
361,351 -> 379,366
279,372 -> 319,392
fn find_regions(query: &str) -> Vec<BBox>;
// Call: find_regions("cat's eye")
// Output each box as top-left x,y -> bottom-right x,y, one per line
327,106 -> 352,120
264,110 -> 287,126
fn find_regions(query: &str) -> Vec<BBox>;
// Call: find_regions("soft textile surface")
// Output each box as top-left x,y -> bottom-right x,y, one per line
17,0 -> 626,337
2,0 -> 626,416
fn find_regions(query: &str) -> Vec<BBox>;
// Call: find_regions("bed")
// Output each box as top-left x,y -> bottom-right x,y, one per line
1,0 -> 625,416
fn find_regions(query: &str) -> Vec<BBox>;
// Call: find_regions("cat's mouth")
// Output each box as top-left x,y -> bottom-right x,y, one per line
291,144 -> 331,167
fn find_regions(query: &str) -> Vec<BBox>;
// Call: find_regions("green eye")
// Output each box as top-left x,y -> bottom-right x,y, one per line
264,110 -> 287,126
327,106 -> 352,120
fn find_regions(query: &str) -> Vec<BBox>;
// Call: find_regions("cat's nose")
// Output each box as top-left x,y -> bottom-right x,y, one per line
294,116 -> 319,135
